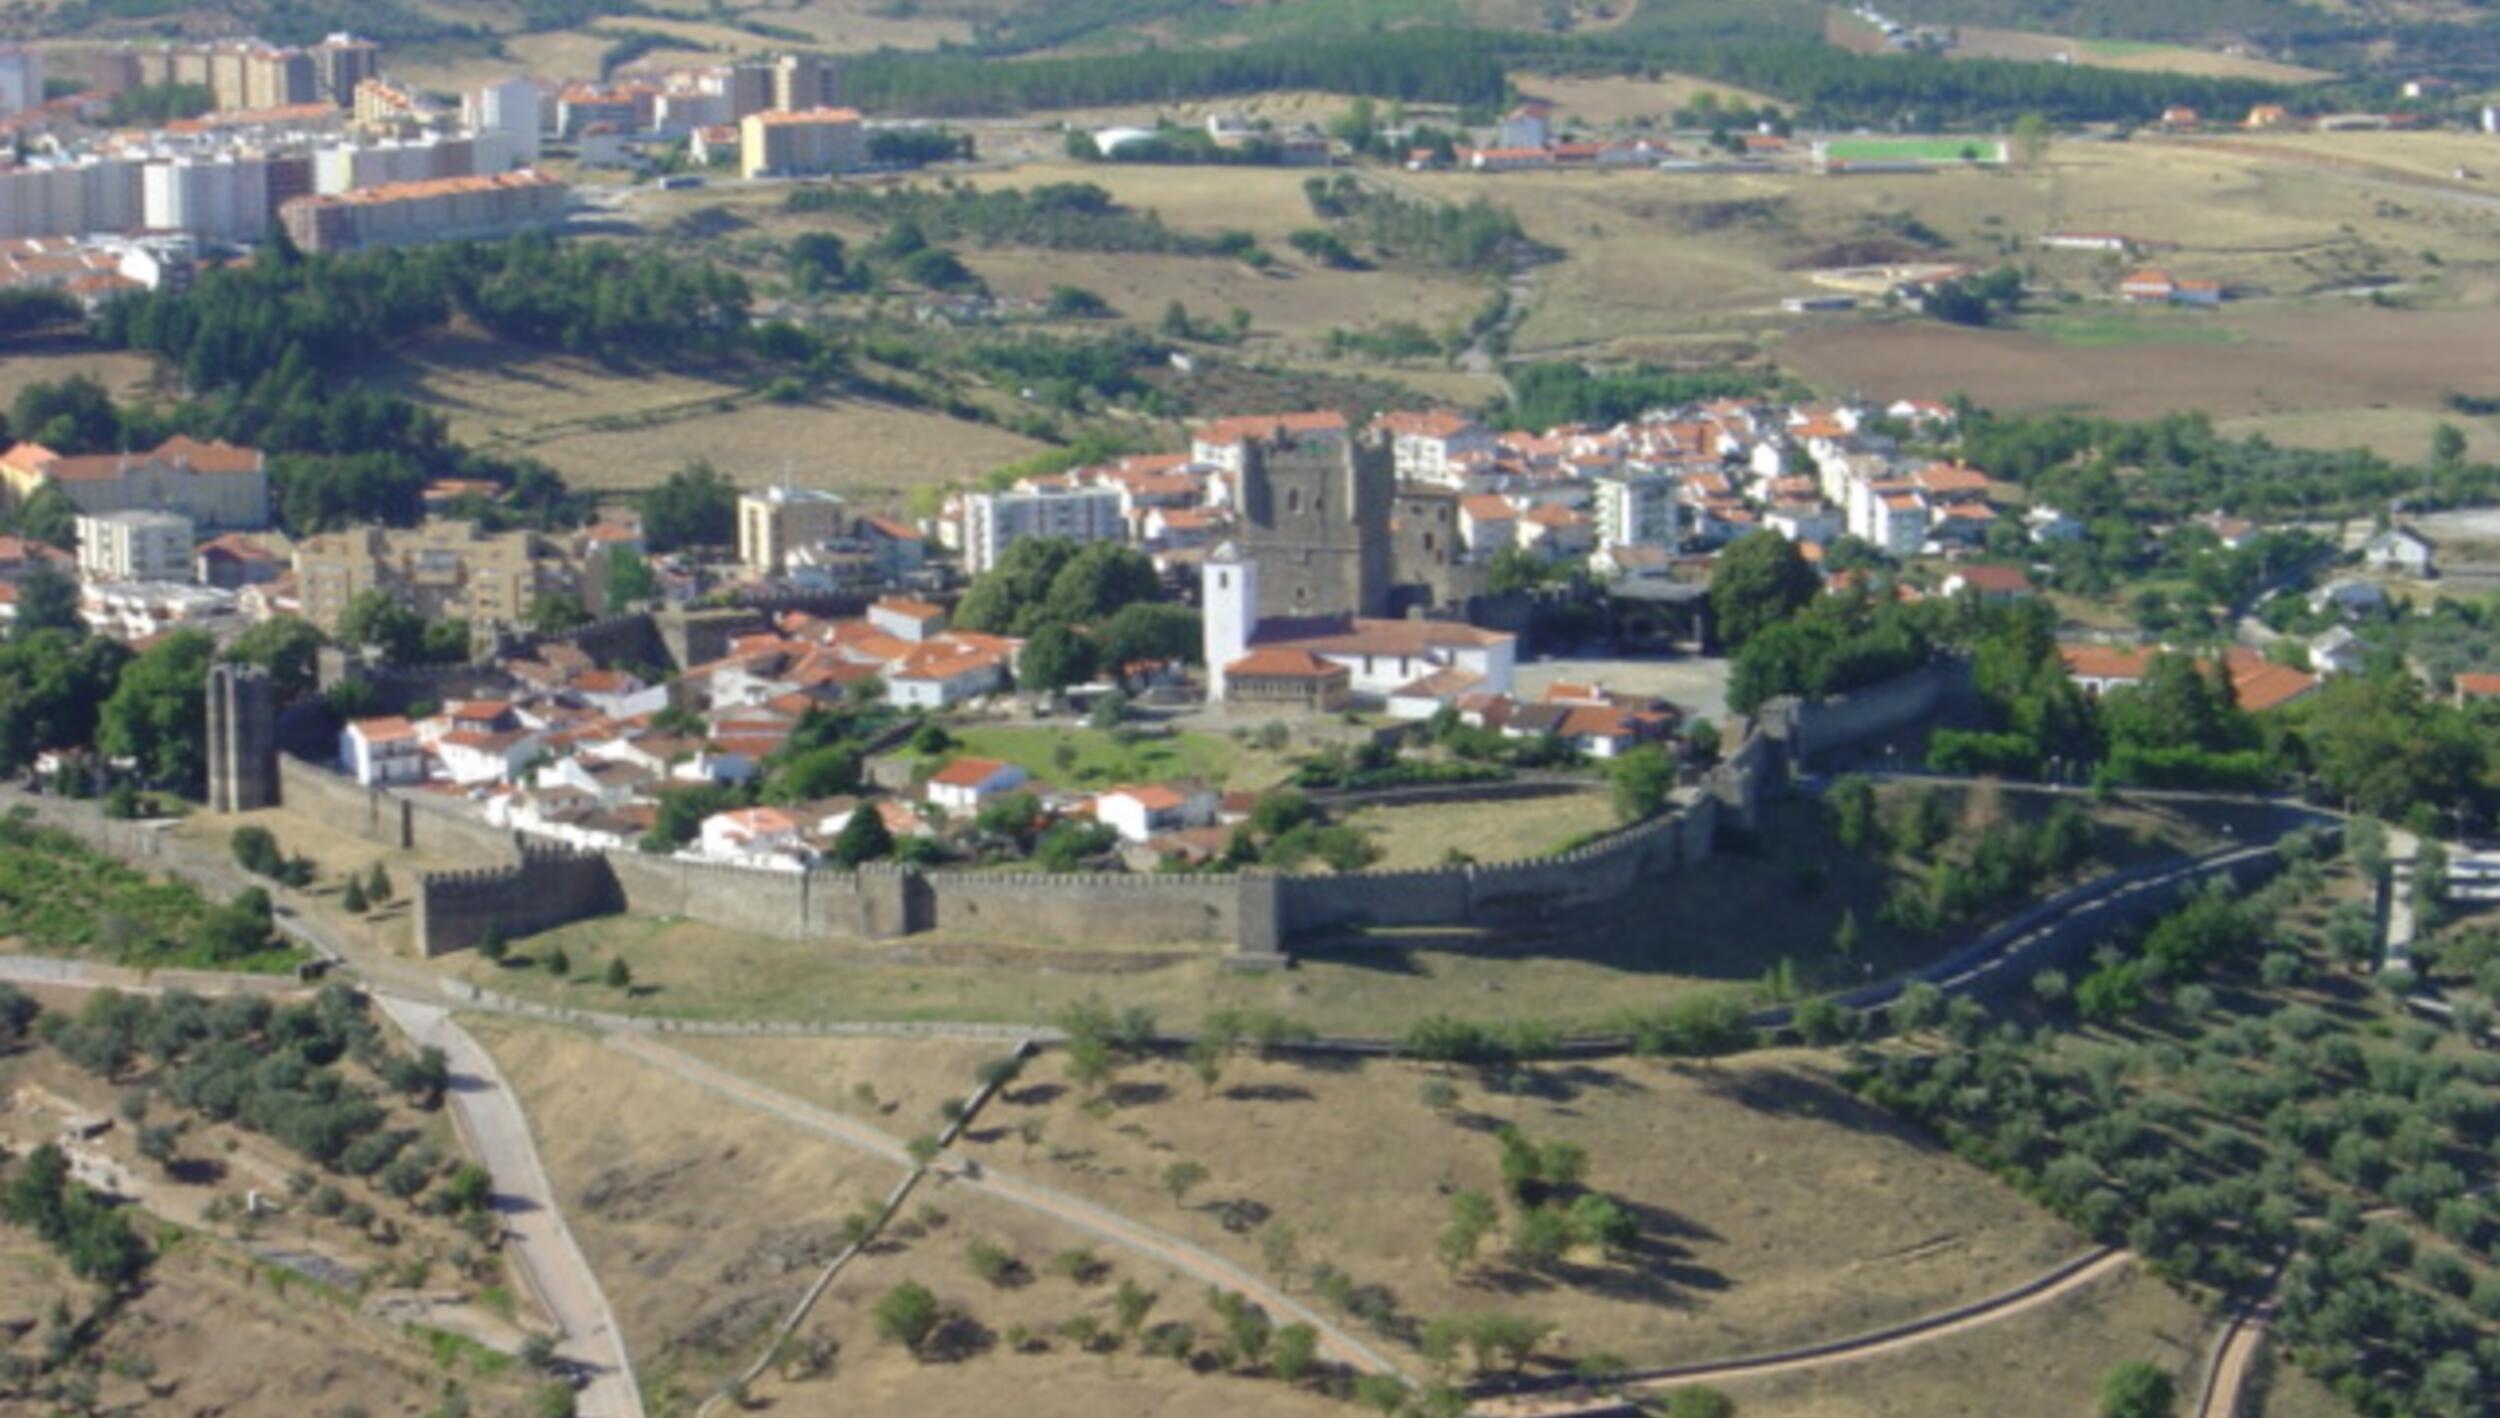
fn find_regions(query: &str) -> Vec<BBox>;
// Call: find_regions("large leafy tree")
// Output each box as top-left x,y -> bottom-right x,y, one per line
0,631 -> 130,774
641,461 -> 738,551
222,617 -> 327,700
1709,530 -> 1820,650
98,631 -> 214,793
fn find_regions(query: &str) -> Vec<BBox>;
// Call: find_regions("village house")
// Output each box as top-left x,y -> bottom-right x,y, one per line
2364,525 -> 2434,578
1092,783 -> 1220,843
925,756 -> 1029,816
339,715 -> 426,786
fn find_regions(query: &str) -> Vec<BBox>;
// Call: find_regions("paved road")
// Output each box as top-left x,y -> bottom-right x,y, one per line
2384,828 -> 2422,976
607,1033 -> 1405,1379
383,998 -> 643,1418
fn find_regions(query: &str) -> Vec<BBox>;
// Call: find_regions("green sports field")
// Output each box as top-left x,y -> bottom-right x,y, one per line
1823,136 -> 2006,163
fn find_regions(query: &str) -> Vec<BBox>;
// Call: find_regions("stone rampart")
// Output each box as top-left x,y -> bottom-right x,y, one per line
413,841 -> 621,957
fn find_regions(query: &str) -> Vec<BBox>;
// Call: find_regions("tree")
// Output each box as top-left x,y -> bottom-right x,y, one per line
641,461 -> 738,551
478,926 -> 509,964
1709,531 -> 1820,649
367,862 -> 393,905
1065,1034 -> 1117,1097
528,592 -> 592,636
1665,1390 -> 1738,1418
1271,1322 -> 1319,1382
1161,1159 -> 1208,1206
1607,745 -> 1673,822
604,957 -> 633,990
602,543 -> 658,606
872,1281 -> 942,1356
2434,421 -> 2469,467
222,617 -> 326,699
1019,623 -> 1099,692
136,1123 -> 180,1173
2097,1360 -> 2176,1418
1832,909 -> 1862,960
833,804 -> 896,866
341,876 -> 369,913
788,232 -> 850,293
11,565 -> 82,639
2010,111 -> 2050,167
98,630 -> 214,793
335,589 -> 426,664
1113,1278 -> 1157,1344
1187,1036 -> 1225,1097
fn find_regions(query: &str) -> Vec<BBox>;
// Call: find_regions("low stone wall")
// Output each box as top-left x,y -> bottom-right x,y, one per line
1758,659 -> 1968,772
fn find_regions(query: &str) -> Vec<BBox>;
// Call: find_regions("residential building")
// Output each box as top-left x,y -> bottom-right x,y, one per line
141,154 -> 300,246
75,509 -> 194,583
2364,525 -> 2434,577
698,806 -> 809,867
292,518 -> 579,634
463,77 -> 544,166
1094,784 -> 1217,843
309,34 -> 379,106
1374,409 -> 1498,487
738,485 -> 846,574
339,715 -> 426,785
1941,565 -> 2034,602
1592,471 -> 1678,552
279,170 -> 568,253
1497,102 -> 1552,150
2,435 -> 268,529
0,47 -> 40,116
867,596 -> 944,642
886,640 -> 1008,709
0,158 -> 146,241
925,757 -> 1028,815
2058,643 -> 2318,713
312,135 -> 479,196
739,107 -> 864,178
960,485 -> 1123,576
771,52 -> 838,112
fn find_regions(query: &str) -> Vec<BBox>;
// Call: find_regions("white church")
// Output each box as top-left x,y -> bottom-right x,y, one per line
1201,543 -> 1517,712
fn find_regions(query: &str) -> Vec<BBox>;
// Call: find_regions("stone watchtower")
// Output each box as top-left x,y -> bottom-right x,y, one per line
1235,424 -> 1392,621
206,662 -> 278,813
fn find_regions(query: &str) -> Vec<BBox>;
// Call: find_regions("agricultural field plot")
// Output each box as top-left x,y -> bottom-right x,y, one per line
1950,25 -> 2337,81
0,345 -> 157,413
1508,71 -> 1788,127
2218,406 -> 2500,463
683,1034 -> 2085,1374
1783,301 -> 2500,422
1822,136 -> 2004,163
375,332 -> 1048,499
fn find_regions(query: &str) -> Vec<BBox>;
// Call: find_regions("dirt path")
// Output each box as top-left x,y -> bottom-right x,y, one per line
2196,1290 -> 2279,1418
1474,1248 -> 2135,1416
605,1033 -> 1407,1381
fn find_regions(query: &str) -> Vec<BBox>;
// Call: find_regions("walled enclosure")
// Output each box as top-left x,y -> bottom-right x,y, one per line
268,662 -> 1946,958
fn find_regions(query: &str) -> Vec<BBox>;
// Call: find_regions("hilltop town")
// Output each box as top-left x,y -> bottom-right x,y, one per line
11,6 -> 2500,1418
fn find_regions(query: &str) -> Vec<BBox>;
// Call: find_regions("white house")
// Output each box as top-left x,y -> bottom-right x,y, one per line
868,596 -> 946,642
1202,543 -> 1518,703
886,641 -> 1008,709
2310,625 -> 2368,675
1459,494 -> 1519,559
435,729 -> 543,787
2026,506 -> 2086,544
2364,526 -> 2434,578
698,806 -> 811,868
340,716 -> 427,786
925,757 -> 1029,815
2309,577 -> 2390,617
1092,783 -> 1218,843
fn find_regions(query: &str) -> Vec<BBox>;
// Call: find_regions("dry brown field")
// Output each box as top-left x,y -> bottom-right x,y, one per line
0,345 -> 158,413
473,1017 -> 1350,1417
1781,302 -> 2500,421
376,333 -> 1048,499
1694,1262 -> 2209,1418
675,1035 -> 2085,1373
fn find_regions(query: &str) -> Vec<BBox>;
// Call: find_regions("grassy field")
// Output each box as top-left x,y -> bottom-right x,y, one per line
1823,137 -> 2003,164
676,1035 -> 2083,1373
375,331 -> 1049,500
1337,792 -> 1620,868
1951,24 -> 2337,81
2219,405 -> 2500,462
471,1016 -> 1347,1418
902,725 -> 1291,794
448,786 -> 2264,1033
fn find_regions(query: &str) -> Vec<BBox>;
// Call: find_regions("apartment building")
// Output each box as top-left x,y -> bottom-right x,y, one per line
463,77 -> 544,166
310,34 -> 379,106
141,153 -> 311,245
312,135 -> 478,196
738,485 -> 847,574
961,486 -> 1124,576
0,47 -> 41,117
739,106 -> 864,178
2,435 -> 268,530
0,159 -> 144,241
771,53 -> 838,112
76,509 -> 194,583
278,170 -> 567,254
293,519 -> 579,634
1592,471 -> 1679,552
